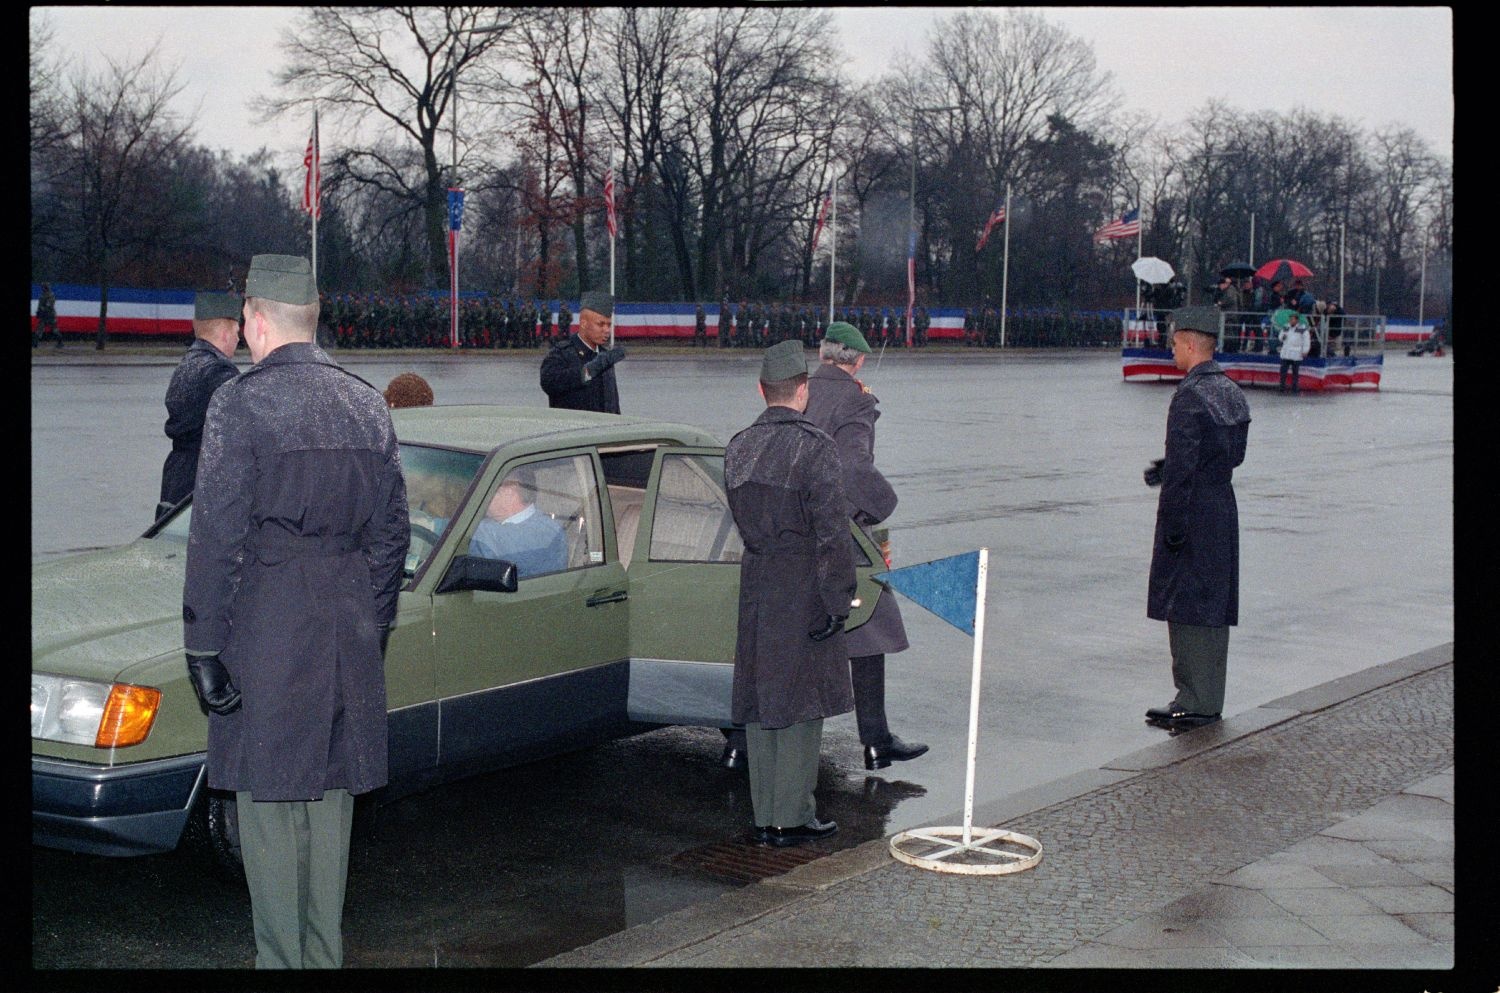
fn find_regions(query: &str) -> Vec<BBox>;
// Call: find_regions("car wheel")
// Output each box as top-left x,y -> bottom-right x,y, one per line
185,789 -> 246,882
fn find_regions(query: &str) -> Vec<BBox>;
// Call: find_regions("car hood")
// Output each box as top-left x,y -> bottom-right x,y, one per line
32,539 -> 188,685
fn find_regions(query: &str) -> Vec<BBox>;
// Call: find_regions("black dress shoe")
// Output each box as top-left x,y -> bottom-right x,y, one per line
720,745 -> 747,770
1145,703 -> 1182,722
768,818 -> 837,847
1165,712 -> 1221,731
864,735 -> 929,770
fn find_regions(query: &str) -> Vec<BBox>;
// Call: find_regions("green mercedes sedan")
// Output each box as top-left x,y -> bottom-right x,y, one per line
32,406 -> 887,865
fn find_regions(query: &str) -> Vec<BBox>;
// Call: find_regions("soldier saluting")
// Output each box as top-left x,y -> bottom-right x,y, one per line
539,289 -> 625,413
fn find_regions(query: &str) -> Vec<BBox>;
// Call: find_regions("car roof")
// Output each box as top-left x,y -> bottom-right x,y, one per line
389,404 -> 721,455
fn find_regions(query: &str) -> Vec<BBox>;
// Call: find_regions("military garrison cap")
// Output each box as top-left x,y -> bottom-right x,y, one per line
194,291 -> 242,322
245,254 -> 317,306
822,320 -> 871,354
760,340 -> 807,383
1169,306 -> 1221,337
579,289 -> 614,317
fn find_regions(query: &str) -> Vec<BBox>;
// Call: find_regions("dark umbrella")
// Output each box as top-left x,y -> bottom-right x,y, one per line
1220,262 -> 1256,278
1255,258 -> 1314,283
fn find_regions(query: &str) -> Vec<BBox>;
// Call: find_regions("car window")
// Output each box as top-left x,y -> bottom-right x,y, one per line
649,454 -> 743,563
463,454 -> 603,579
146,444 -> 486,580
402,445 -> 485,577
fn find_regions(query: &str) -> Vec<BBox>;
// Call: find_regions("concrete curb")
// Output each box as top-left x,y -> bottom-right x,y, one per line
537,642 -> 1453,968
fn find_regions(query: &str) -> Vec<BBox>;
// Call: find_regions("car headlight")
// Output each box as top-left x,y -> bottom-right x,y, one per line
32,674 -> 162,748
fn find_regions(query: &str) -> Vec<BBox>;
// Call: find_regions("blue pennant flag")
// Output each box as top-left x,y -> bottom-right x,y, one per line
873,551 -> 982,636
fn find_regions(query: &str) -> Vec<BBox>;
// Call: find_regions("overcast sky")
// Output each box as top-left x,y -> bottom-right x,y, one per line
34,5 -> 1452,173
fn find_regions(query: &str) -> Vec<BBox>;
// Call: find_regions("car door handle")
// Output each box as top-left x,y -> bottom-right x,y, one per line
586,590 -> 629,607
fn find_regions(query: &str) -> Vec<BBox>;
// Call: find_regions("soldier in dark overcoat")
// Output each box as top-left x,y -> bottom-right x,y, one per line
157,291 -> 242,521
805,322 -> 928,769
182,254 -> 409,968
539,289 -> 625,413
1142,306 -> 1251,734
694,302 -> 707,347
725,340 -> 855,847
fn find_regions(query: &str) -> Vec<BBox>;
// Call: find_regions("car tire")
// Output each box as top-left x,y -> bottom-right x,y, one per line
184,789 -> 246,882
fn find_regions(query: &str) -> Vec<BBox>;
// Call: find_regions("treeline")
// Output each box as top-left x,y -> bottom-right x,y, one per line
30,7 -> 1451,348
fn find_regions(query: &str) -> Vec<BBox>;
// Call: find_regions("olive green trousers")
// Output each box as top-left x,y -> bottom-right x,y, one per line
745,718 -> 823,829
236,788 -> 356,969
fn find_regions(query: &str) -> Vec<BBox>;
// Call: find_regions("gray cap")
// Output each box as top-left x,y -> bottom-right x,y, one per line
760,340 -> 807,383
1169,306 -> 1221,337
194,291 -> 242,322
579,289 -> 614,317
245,254 -> 317,306
823,320 -> 871,354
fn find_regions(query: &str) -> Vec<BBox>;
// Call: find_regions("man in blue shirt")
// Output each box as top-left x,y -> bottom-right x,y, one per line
469,477 -> 568,579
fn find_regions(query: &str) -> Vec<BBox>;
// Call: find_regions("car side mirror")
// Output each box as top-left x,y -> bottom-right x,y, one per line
435,555 -> 519,595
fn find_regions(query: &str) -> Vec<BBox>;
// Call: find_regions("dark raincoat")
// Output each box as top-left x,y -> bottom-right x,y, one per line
803,363 -> 909,657
725,405 -> 856,730
1148,360 -> 1251,627
159,339 -> 240,512
184,342 -> 409,801
539,333 -> 620,413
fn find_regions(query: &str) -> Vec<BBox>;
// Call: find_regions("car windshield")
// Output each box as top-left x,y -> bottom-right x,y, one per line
148,443 -> 486,580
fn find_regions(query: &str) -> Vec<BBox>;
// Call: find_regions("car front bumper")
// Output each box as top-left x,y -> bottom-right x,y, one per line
33,752 -> 206,856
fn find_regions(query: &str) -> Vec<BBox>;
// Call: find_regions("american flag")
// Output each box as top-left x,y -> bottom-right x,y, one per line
301,112 -> 321,219
604,164 -> 617,238
1093,207 -> 1140,242
810,179 -> 833,252
975,201 -> 1006,252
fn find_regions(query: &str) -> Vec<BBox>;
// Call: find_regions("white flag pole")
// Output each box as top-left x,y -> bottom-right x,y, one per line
1418,241 -> 1427,328
609,148 -> 617,348
999,184 -> 1011,349
961,547 -> 990,846
829,177 -> 838,322
310,107 -> 319,284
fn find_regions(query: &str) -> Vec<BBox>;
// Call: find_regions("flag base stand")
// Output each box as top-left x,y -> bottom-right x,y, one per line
889,826 -> 1042,876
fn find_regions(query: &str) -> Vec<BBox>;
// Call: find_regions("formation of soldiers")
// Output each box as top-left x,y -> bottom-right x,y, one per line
714,302 -> 932,349
320,293 -> 575,350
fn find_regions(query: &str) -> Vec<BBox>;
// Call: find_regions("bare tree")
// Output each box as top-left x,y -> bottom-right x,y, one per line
51,46 -> 194,348
260,6 -> 530,287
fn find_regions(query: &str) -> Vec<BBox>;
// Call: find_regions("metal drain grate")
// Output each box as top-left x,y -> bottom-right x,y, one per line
670,838 -> 829,883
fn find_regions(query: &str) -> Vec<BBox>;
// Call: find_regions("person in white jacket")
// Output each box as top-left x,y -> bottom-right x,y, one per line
1278,312 -> 1312,393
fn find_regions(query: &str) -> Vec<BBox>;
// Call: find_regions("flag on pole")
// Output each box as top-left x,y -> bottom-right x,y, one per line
447,188 -> 465,348
811,179 -> 833,253
874,551 -> 982,636
1093,207 -> 1140,243
603,163 -> 617,238
301,113 -> 322,220
906,229 -> 916,342
975,201 -> 1006,252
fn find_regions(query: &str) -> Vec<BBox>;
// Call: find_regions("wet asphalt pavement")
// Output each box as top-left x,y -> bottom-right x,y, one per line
29,346 -> 1453,968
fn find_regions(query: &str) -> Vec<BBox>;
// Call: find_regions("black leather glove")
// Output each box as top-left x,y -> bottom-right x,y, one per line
1165,533 -> 1186,554
583,346 -> 626,377
1143,458 -> 1164,487
809,614 -> 847,642
378,623 -> 391,659
186,652 -> 242,715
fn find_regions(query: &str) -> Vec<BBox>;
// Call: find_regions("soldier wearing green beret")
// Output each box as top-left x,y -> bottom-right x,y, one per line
182,254 -> 408,968
723,339 -> 854,846
540,288 -> 625,413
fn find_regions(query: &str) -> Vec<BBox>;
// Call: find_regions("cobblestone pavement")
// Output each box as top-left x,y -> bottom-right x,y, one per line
542,646 -> 1469,979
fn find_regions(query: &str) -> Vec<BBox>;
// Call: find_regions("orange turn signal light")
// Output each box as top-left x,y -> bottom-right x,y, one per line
95,684 -> 162,748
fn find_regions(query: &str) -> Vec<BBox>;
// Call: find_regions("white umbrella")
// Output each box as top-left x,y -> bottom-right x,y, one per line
1131,256 -> 1174,285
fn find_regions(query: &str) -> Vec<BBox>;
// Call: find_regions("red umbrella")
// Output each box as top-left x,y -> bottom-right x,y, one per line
1255,258 -> 1314,282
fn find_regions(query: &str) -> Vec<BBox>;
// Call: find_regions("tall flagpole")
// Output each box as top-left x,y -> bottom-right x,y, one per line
1249,212 -> 1256,266
1134,185 -> 1142,318
999,183 -> 1011,349
829,176 -> 838,321
609,148 -> 617,347
310,107 -> 319,284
